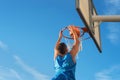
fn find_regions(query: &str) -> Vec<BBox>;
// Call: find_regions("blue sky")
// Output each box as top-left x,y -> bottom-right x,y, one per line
0,0 -> 120,80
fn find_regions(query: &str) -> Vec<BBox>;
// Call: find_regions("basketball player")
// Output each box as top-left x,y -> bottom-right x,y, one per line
52,26 -> 80,80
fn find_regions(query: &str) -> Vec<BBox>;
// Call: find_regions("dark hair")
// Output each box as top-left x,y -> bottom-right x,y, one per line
56,42 -> 67,55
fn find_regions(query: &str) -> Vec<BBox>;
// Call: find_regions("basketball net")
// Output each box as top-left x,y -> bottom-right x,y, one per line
65,37 -> 82,59
62,25 -> 88,59
65,38 -> 83,52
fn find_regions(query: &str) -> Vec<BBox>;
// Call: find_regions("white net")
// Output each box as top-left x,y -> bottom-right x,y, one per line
64,37 -> 82,59
62,26 -> 86,59
65,38 -> 83,53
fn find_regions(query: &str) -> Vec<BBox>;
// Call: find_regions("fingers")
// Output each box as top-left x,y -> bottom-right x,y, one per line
68,25 -> 74,31
68,25 -> 75,35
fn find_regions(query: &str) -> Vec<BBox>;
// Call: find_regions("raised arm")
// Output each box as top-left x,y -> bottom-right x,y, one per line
54,30 -> 62,60
68,26 -> 80,62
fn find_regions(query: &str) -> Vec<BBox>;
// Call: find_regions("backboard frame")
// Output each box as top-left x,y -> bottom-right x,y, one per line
76,0 -> 102,52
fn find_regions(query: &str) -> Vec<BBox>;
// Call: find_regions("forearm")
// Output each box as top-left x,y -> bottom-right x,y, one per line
56,36 -> 62,45
73,30 -> 80,44
55,31 -> 62,48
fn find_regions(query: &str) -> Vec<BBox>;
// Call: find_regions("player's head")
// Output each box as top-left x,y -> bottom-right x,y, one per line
56,42 -> 68,55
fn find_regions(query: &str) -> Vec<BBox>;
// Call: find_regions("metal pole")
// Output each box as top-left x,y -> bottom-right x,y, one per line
92,15 -> 120,22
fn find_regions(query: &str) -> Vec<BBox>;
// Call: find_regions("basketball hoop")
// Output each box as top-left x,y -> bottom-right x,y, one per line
61,25 -> 90,53
61,26 -> 89,40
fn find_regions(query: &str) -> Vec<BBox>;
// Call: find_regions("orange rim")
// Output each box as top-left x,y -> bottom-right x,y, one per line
62,26 -> 88,39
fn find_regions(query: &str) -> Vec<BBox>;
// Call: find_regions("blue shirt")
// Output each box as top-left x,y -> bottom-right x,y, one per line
52,53 -> 76,80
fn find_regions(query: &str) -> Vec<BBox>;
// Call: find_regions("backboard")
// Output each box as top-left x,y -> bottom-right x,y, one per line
76,0 -> 102,52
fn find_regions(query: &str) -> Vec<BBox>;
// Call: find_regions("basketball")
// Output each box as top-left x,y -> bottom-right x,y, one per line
73,27 -> 80,37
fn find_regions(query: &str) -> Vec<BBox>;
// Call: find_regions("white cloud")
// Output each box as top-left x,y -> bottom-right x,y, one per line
0,41 -> 8,50
104,0 -> 120,45
0,41 -> 50,80
107,33 -> 119,44
10,69 -> 22,80
0,66 -> 22,80
95,65 -> 120,80
0,55 -> 50,80
104,0 -> 120,14
107,23 -> 120,45
107,0 -> 120,7
14,55 -> 50,80
0,56 -> 50,80
107,26 -> 120,45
